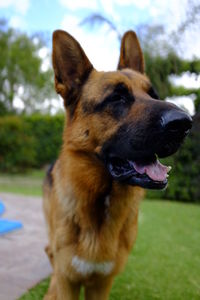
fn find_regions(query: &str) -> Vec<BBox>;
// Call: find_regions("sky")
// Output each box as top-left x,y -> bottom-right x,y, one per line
0,0 -> 199,114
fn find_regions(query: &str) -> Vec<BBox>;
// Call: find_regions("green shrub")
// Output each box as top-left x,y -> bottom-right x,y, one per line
0,116 -> 36,172
24,114 -> 64,167
0,114 -> 64,172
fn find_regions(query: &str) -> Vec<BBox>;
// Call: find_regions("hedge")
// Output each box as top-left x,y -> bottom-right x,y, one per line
24,114 -> 64,167
0,114 -> 64,172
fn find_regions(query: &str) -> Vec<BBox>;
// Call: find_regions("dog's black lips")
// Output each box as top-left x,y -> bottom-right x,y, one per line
106,156 -> 168,190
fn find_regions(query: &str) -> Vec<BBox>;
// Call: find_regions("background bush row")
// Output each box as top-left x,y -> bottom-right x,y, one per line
0,114 -> 64,172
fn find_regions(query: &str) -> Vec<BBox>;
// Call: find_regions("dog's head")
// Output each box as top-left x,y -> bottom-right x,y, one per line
52,30 -> 192,190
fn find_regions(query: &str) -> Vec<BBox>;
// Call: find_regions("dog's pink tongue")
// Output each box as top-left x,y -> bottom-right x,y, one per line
133,160 -> 170,182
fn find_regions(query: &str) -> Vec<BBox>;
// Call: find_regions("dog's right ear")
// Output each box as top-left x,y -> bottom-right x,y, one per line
117,31 -> 144,73
52,30 -> 93,104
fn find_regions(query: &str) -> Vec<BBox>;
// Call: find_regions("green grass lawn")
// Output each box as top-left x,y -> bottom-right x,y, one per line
19,200 -> 200,300
0,170 -> 44,196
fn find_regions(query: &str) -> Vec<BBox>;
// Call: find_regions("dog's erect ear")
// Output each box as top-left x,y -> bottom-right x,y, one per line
52,30 -> 93,103
118,31 -> 144,73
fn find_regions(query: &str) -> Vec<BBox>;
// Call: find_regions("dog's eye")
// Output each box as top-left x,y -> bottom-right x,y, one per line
94,85 -> 134,114
109,95 -> 127,105
108,95 -> 132,119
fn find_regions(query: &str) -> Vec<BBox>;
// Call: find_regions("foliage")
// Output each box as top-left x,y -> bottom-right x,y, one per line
24,114 -> 64,167
19,200 -> 200,300
0,20 -> 55,115
0,116 -> 36,172
0,115 -> 64,172
144,51 -> 200,101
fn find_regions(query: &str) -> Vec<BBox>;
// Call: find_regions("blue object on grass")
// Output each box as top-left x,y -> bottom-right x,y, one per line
0,219 -> 23,235
0,201 -> 5,215
0,200 -> 23,235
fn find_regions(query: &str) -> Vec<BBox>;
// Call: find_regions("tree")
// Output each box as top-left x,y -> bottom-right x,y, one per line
0,20 -> 55,115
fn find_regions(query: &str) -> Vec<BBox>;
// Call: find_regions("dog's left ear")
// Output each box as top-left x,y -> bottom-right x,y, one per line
52,30 -> 93,103
118,30 -> 144,73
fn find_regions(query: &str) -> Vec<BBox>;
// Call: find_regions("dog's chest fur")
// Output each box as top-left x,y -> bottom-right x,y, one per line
45,165 -> 143,279
71,256 -> 115,276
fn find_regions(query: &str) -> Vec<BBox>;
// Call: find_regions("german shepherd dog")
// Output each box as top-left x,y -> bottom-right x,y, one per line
43,30 -> 192,300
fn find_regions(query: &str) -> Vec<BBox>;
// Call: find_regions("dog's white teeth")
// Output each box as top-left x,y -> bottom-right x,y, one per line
167,166 -> 172,172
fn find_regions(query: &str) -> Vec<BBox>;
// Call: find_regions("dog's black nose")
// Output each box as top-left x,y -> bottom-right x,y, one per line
161,109 -> 192,135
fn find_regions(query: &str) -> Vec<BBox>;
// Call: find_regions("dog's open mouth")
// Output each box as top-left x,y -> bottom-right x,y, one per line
107,156 -> 171,189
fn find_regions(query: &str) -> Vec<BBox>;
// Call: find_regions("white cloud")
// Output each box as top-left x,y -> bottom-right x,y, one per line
99,0 -> 116,16
61,15 -> 120,71
58,0 -> 199,60
38,47 -> 51,72
38,47 -> 49,59
9,15 -> 26,28
0,0 -> 30,14
43,97 -> 64,115
98,0 -> 186,30
115,0 -> 150,9
170,72 -> 200,89
177,27 -> 200,59
99,0 -> 150,15
0,0 -> 16,7
13,86 -> 25,110
98,0 -> 188,34
48,97 -> 64,115
127,0 -> 199,60
59,0 -> 98,10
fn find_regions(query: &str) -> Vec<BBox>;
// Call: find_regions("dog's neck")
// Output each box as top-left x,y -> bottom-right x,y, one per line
56,149 -> 143,232
52,149 -> 143,261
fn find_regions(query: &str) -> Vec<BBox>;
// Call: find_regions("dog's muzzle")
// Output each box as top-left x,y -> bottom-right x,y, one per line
102,105 -> 192,190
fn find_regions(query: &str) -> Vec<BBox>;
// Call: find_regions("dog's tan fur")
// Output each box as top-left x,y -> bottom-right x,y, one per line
43,30 -> 151,300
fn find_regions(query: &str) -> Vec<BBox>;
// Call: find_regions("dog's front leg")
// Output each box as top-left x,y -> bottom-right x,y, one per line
84,276 -> 113,300
56,272 -> 81,300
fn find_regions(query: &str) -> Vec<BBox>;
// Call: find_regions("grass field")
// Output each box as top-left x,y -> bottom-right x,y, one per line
0,170 -> 44,196
19,200 -> 200,300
